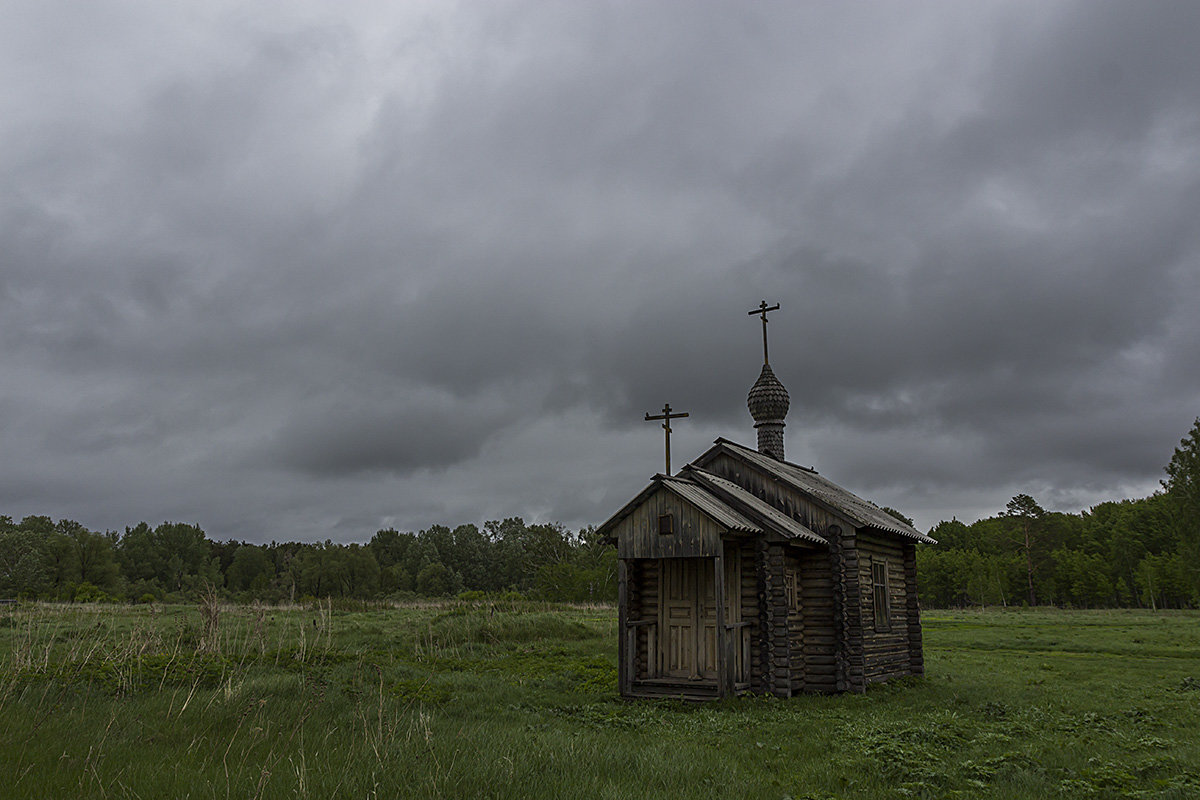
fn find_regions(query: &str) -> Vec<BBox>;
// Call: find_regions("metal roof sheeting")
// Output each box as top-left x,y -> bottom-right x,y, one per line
703,439 -> 938,544
683,467 -> 826,545
657,475 -> 760,533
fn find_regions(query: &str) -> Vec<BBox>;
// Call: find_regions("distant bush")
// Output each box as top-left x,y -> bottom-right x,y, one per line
72,583 -> 110,603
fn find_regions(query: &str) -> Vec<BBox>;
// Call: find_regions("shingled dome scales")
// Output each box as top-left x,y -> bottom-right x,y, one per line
748,363 -> 789,460
746,300 -> 789,460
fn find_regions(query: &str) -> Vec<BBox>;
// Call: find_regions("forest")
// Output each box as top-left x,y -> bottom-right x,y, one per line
3,418 -> 1198,609
0,516 -> 616,605
916,417 -> 1200,609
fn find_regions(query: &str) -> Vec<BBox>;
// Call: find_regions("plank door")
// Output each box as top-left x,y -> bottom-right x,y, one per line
659,558 -> 719,680
660,558 -> 698,678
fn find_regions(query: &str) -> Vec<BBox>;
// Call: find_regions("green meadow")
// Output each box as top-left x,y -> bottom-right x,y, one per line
2,603 -> 1198,799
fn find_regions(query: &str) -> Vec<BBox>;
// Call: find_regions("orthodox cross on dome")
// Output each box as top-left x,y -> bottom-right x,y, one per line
748,300 -> 780,365
645,403 -> 689,475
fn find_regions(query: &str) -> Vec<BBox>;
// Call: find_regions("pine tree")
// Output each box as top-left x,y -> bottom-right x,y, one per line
1163,417 -> 1200,555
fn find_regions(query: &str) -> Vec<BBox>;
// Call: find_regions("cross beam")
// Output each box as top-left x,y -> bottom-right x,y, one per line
748,300 -> 780,365
645,403 -> 689,475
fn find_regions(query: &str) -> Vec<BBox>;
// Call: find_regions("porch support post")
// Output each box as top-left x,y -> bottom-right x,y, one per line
714,545 -> 730,698
618,559 -> 631,696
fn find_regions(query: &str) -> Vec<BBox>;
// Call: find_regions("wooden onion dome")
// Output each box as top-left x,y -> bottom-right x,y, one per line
748,363 -> 789,460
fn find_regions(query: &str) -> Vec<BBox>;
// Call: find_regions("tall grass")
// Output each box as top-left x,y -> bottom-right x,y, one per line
2,603 -> 1198,799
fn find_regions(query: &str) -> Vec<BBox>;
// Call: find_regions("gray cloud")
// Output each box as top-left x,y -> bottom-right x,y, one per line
2,0 -> 1199,539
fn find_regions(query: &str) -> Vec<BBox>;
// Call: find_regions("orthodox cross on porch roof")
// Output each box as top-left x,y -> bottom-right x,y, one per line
645,403 -> 689,475
748,300 -> 781,365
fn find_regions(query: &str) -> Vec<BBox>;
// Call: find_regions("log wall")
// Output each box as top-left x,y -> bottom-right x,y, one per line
784,550 -> 804,694
836,527 -> 867,692
904,541 -> 924,677
798,547 -> 838,693
631,559 -> 659,679
752,539 -> 770,694
856,532 -> 918,683
737,539 -> 758,687
763,543 -> 791,696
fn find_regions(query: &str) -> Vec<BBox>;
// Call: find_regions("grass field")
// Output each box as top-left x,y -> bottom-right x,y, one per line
2,602 -> 1198,799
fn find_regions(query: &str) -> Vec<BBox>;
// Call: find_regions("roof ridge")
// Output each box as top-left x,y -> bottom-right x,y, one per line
711,437 -> 818,473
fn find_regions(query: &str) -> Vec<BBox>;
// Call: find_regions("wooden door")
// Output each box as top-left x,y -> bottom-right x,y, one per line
659,558 -> 718,680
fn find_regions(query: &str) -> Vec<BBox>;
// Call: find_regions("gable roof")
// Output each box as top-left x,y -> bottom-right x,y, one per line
595,473 -> 757,543
595,471 -> 826,546
692,438 -> 937,544
680,466 -> 826,545
656,474 -> 759,533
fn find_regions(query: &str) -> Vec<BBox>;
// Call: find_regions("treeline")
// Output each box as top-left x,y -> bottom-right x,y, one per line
0,516 -> 616,605
917,418 -> 1200,609
916,493 -> 1195,608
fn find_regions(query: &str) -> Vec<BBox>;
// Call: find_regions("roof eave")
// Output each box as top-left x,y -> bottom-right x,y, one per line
681,466 -> 827,547
596,473 -> 763,544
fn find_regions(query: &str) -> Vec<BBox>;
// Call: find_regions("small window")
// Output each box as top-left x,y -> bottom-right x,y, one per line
658,514 -> 673,535
785,570 -> 801,614
872,560 -> 891,631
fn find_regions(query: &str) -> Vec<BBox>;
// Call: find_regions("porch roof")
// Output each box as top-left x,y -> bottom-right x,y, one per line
596,473 -> 761,543
681,466 -> 826,545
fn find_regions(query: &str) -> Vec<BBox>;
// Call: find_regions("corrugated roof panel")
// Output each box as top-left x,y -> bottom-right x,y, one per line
704,439 -> 938,544
658,476 -> 760,533
685,468 -> 826,545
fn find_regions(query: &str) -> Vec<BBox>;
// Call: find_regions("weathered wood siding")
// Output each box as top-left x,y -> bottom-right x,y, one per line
856,532 -> 914,683
614,487 -> 725,559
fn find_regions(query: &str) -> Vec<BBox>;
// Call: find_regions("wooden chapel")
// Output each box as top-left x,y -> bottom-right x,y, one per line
596,303 -> 936,699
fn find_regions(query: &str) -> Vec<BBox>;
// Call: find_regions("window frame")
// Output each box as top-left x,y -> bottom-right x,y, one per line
872,558 -> 891,632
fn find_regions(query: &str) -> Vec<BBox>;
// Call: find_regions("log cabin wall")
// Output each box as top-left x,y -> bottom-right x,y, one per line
632,559 -> 659,680
737,538 -> 758,688
764,543 -> 791,696
784,549 -> 805,695
625,560 -> 640,680
798,547 -> 837,693
833,527 -> 867,693
903,541 -> 924,676
856,532 -> 915,683
752,538 -> 770,693
614,487 -> 724,559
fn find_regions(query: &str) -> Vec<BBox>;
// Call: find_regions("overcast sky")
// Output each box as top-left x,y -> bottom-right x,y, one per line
3,1 -> 1199,542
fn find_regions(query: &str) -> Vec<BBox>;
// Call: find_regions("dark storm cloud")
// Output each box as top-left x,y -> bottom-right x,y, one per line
2,0 -> 1198,539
